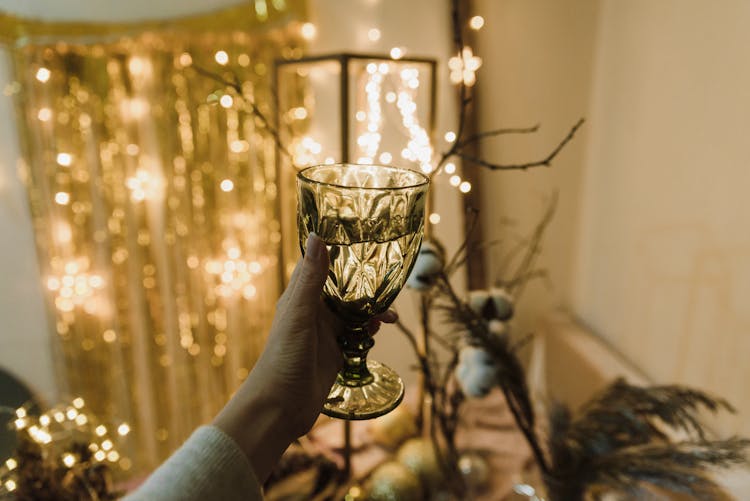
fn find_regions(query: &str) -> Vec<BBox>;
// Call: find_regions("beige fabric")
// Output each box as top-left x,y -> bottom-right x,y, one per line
124,426 -> 261,501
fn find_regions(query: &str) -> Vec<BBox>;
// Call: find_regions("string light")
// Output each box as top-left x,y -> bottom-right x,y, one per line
35,67 -> 51,83
459,181 -> 472,193
396,68 -> 433,173
449,47 -> 482,87
469,15 -> 485,30
37,107 -> 52,121
368,28 -> 381,42
444,131 -> 456,143
390,47 -> 404,60
117,423 -> 130,436
54,192 -> 70,205
214,50 -> 229,65
220,179 -> 234,192
450,175 -> 461,187
444,162 -> 456,174
126,168 -> 164,202
178,52 -> 192,67
300,22 -> 317,40
429,213 -> 441,224
219,94 -> 234,108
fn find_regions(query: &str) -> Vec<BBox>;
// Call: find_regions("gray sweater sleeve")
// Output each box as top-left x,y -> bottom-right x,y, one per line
123,425 -> 262,501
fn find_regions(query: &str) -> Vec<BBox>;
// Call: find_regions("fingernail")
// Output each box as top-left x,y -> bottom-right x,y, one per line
382,310 -> 398,323
306,232 -> 322,259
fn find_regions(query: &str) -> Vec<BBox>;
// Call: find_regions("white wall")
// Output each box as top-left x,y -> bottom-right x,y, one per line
473,0 -> 598,336
0,52 -> 56,400
0,0 -> 463,397
476,0 -> 750,435
574,0 -> 750,435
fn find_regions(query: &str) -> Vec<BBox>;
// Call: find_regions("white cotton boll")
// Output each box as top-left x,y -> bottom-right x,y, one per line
467,289 -> 490,316
455,346 -> 496,398
489,287 -> 514,320
406,241 -> 444,291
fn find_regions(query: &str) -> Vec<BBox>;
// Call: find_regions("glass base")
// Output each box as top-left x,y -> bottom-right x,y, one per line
322,360 -> 405,420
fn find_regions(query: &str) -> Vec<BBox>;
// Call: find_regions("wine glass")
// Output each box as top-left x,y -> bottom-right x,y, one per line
297,163 -> 429,420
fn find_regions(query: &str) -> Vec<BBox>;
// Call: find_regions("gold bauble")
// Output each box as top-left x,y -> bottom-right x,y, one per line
396,437 -> 442,490
369,404 -> 418,449
457,452 -> 490,491
366,461 -> 422,501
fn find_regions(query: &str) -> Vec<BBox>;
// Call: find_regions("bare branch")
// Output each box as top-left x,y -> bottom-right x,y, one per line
456,118 -> 585,171
192,65 -> 291,159
456,124 -> 540,148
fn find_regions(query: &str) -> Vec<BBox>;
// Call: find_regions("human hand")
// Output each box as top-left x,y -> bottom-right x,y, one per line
213,233 -> 396,482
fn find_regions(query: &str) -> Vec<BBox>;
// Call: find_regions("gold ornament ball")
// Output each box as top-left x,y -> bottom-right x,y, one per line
369,404 -> 417,449
458,452 -> 490,490
396,438 -> 442,490
366,461 -> 422,501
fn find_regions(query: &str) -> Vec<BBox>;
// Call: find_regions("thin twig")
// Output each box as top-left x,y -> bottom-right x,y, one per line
456,124 -> 540,148
455,118 -> 585,171
192,65 -> 291,159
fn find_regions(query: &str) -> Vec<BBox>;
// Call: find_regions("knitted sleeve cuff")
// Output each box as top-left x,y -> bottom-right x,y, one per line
123,425 -> 262,501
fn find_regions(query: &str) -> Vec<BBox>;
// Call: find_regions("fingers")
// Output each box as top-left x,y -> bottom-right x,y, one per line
276,258 -> 303,312
373,309 -> 398,324
367,309 -> 398,335
286,233 -> 329,321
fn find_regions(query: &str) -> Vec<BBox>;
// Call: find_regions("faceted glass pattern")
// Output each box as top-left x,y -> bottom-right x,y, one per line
297,163 -> 428,419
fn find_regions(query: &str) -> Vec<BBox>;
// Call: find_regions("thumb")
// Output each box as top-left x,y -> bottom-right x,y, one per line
287,233 -> 329,320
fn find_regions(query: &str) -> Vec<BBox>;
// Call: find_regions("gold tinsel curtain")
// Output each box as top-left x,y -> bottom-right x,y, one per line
1,0 -> 306,478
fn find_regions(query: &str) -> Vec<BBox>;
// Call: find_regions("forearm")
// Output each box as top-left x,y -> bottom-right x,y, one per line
213,364 -> 296,483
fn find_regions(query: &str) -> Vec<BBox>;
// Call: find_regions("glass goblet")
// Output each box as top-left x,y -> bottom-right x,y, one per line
297,163 -> 429,420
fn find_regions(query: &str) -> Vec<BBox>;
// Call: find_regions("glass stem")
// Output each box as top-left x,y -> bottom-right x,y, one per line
337,325 -> 374,386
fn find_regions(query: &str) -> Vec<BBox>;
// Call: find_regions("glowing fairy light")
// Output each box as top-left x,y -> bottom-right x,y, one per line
126,168 -> 164,202
444,162 -> 456,174
390,47 -> 404,60
178,52 -> 192,67
72,397 -> 85,409
5,479 -> 16,492
395,67 -> 433,173
220,179 -> 234,192
379,152 -> 392,164
469,15 -> 485,30
214,50 -> 229,65
356,66 -> 384,160
291,136 -> 323,167
95,425 -> 107,437
35,67 -> 50,83
444,131 -> 457,143
459,181 -> 472,193
117,423 -> 130,436
204,244 -> 264,300
300,22 -> 317,40
219,95 -> 234,108
47,258 -> 105,313
368,28 -> 381,42
55,192 -> 70,205
429,213 -> 441,224
37,107 -> 52,121
62,453 -> 76,468
56,153 -> 72,166
450,175 -> 461,187
121,97 -> 150,120
291,107 -> 308,120
5,458 -> 17,471
449,47 -> 482,87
